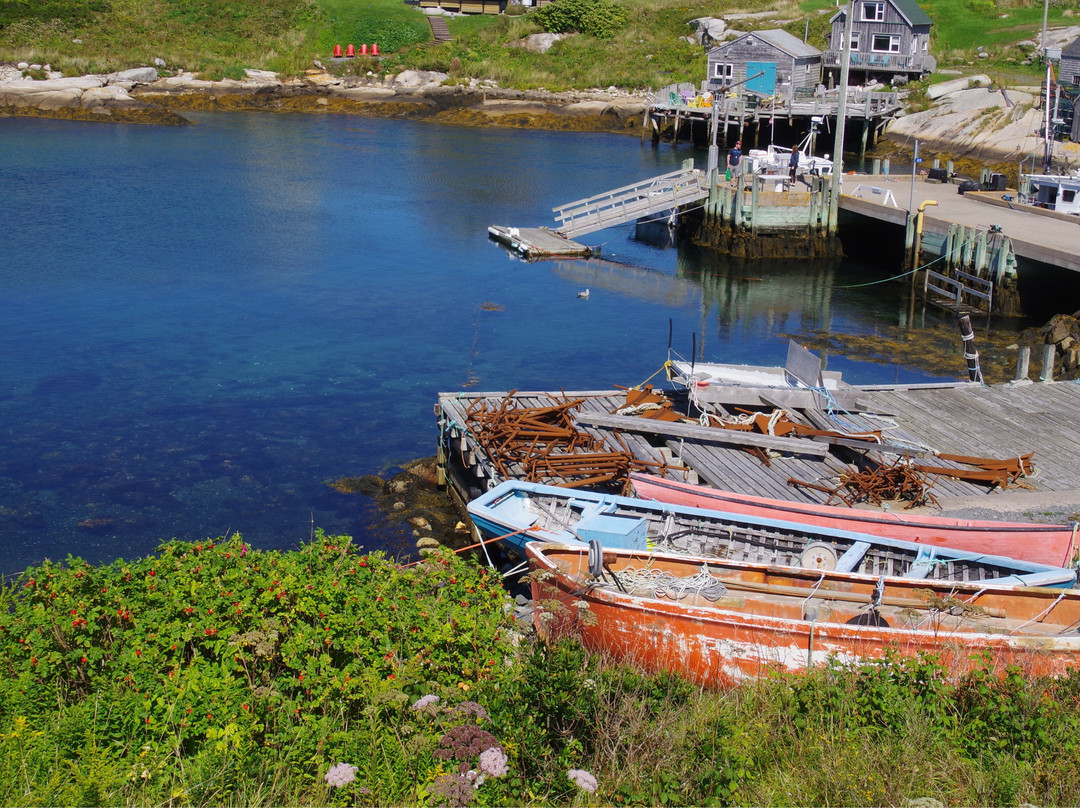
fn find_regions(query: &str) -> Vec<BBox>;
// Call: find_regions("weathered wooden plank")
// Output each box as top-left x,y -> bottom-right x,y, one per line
574,412 -> 829,457
688,384 -> 871,411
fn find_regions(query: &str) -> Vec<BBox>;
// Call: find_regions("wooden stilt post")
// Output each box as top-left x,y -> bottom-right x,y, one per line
958,314 -> 984,383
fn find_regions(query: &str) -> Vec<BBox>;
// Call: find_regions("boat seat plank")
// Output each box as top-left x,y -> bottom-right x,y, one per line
834,541 -> 872,572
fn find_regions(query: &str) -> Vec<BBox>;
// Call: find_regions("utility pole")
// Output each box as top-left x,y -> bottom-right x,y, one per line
827,0 -> 854,235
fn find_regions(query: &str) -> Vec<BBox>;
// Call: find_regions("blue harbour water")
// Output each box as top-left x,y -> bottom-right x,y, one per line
1,111 -> 954,575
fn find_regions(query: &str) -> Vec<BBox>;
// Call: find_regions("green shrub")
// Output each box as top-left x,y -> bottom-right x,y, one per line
533,0 -> 629,38
0,533 -> 521,805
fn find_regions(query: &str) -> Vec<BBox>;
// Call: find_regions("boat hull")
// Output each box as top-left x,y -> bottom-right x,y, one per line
631,473 -> 1079,568
468,480 -> 1077,588
528,543 -> 1080,686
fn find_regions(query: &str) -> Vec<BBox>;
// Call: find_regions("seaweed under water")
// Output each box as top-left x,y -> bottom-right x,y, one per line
787,321 -> 1051,385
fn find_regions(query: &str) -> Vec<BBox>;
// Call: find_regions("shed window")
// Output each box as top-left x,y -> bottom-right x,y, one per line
872,34 -> 901,53
1074,74 -> 1080,84
861,2 -> 885,21
714,63 -> 733,83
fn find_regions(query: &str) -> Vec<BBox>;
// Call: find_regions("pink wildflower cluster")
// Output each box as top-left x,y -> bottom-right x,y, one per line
411,694 -> 441,712
324,762 -> 358,788
478,747 -> 508,778
568,768 -> 598,794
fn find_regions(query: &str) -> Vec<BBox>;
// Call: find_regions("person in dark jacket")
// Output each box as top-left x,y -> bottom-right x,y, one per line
788,148 -> 800,182
727,141 -> 742,178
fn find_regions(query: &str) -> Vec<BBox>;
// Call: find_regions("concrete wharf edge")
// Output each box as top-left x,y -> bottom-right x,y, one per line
436,381 -> 1080,517
838,175 -> 1080,273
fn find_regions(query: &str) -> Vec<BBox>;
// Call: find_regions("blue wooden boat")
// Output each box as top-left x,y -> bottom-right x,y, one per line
467,480 -> 1076,588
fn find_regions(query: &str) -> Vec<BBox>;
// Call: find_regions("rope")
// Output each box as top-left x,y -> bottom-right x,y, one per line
1010,588 -> 1069,635
399,526 -> 538,568
834,230 -> 985,289
615,402 -> 662,416
612,564 -> 729,601
630,362 -> 672,391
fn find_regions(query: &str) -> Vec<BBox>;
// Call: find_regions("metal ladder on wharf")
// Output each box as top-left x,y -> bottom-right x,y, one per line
553,167 -> 710,239
426,16 -> 452,45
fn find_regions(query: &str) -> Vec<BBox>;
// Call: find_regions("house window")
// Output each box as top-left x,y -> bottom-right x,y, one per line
861,2 -> 885,21
838,31 -> 861,51
1074,74 -> 1080,84
872,34 -> 901,53
714,63 -> 733,83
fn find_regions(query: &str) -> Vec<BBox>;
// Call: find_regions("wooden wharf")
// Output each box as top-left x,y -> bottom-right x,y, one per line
645,88 -> 903,155
436,378 -> 1080,518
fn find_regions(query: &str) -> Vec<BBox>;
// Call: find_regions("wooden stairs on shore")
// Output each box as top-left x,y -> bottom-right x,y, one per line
427,16 -> 452,45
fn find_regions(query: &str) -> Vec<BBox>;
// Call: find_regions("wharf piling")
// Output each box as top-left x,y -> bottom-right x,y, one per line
686,170 -> 839,258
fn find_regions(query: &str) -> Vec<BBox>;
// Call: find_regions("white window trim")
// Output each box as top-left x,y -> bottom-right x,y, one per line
861,2 -> 885,22
838,31 -> 861,51
714,63 -> 733,80
871,34 -> 901,54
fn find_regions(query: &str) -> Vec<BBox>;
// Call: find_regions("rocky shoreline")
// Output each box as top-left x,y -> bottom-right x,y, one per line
0,64 -> 652,135
4,61 -> 1079,167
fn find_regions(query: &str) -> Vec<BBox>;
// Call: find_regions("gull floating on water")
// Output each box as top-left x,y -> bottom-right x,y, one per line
577,289 -> 590,299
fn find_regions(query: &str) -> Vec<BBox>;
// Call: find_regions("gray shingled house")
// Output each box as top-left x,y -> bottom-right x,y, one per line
705,29 -> 823,103
823,0 -> 935,85
1062,36 -> 1080,86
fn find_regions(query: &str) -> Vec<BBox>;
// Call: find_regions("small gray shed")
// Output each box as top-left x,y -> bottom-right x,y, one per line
1061,36 -> 1080,86
705,29 -> 823,103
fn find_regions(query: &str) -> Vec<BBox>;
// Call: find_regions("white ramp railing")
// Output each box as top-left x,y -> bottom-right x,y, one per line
553,169 -> 709,239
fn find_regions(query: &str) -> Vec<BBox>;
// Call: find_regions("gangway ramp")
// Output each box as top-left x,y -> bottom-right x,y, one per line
553,168 -> 709,239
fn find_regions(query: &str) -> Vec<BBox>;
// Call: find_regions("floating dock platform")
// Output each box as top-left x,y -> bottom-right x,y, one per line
487,225 -> 594,260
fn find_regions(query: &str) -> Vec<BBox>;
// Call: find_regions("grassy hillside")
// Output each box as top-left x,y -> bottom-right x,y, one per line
0,0 -> 1075,86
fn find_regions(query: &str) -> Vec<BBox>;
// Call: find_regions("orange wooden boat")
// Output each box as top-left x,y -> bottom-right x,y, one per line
630,473 -> 1079,568
528,541 -> 1080,686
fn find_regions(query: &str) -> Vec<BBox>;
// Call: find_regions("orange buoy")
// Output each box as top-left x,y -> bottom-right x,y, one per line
371,43 -> 380,56
332,44 -> 342,58
345,44 -> 355,57
360,43 -> 368,55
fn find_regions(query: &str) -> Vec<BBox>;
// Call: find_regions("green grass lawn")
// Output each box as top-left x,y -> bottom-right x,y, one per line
0,0 -> 1074,86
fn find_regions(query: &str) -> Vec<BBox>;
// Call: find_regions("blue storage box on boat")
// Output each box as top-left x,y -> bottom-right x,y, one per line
573,513 -> 648,550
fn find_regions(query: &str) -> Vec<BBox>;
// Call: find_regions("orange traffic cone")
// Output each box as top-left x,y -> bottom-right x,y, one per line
371,43 -> 380,56
332,44 -> 342,58
345,44 -> 355,57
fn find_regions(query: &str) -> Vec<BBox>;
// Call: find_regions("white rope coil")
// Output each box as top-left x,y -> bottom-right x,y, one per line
612,564 -> 729,602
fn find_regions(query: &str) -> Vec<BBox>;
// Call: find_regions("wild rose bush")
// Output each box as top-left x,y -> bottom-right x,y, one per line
0,532 -> 522,805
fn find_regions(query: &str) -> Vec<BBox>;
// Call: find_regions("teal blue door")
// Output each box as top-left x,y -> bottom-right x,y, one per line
746,62 -> 777,95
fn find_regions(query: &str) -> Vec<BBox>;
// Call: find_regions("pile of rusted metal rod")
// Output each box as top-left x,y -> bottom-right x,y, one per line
464,391 -> 678,493
790,458 -> 939,509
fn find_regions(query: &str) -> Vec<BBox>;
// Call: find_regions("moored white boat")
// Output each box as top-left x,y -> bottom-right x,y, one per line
1021,170 -> 1080,215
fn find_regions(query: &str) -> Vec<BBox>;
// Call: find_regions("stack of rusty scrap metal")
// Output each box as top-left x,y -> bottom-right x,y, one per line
790,458 -> 939,509
788,451 -> 1037,509
464,391 -> 679,494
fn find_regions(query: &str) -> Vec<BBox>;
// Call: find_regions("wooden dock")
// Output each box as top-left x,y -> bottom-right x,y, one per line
436,379 -> 1080,516
646,86 -> 903,155
487,226 -> 593,260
